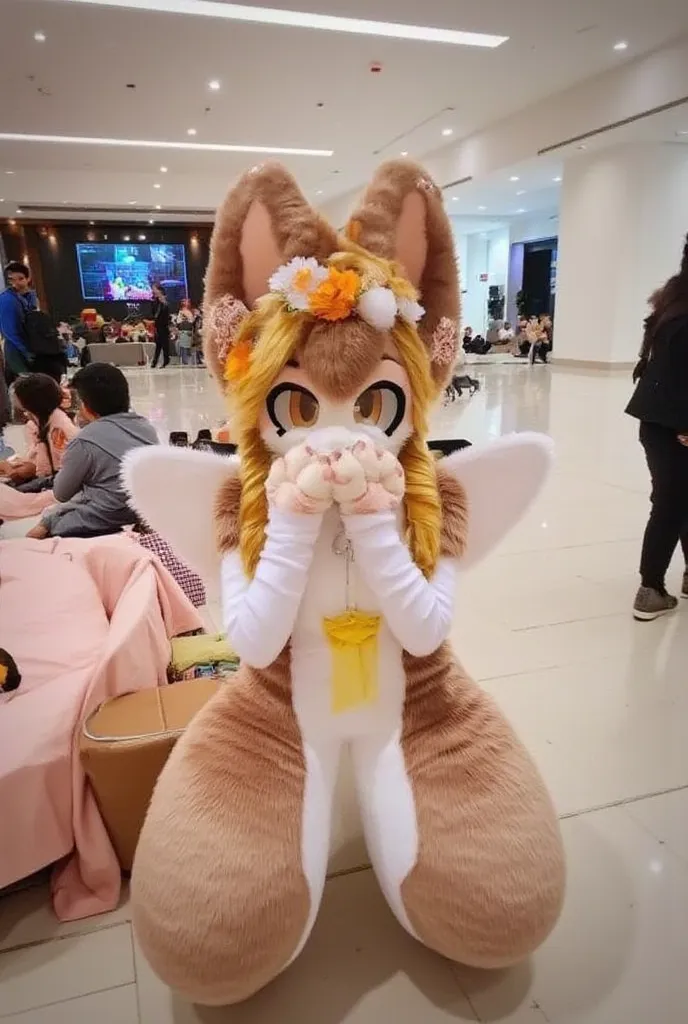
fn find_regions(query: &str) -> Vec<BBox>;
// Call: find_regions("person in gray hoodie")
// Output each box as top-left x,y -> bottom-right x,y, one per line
27,362 -> 157,538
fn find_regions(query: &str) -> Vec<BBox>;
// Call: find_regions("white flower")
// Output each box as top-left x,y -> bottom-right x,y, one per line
357,286 -> 397,330
396,296 -> 425,324
268,256 -> 328,310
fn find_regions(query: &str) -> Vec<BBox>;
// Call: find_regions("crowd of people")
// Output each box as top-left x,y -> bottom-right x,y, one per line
462,314 -> 553,363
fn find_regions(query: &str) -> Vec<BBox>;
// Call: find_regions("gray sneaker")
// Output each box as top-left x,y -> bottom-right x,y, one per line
633,587 -> 679,621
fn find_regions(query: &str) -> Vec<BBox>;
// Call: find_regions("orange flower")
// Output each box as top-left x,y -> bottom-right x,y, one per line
224,338 -> 253,383
308,267 -> 360,321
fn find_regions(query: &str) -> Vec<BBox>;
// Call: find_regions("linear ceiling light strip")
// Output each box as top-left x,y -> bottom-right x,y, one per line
0,133 -> 333,157
48,0 -> 508,47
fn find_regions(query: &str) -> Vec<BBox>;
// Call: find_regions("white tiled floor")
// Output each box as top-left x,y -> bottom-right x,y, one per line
2,362 -> 688,1022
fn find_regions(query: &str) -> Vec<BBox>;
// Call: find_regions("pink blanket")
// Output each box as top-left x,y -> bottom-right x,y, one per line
0,536 -> 202,920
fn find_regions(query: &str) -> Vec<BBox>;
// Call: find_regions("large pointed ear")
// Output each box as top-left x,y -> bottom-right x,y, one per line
346,160 -> 459,385
204,162 -> 339,383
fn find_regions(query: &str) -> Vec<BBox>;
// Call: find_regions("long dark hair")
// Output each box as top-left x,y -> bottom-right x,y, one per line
635,234 -> 688,379
13,374 -> 62,450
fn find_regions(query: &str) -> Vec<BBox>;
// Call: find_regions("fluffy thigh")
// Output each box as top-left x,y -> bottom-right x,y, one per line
131,652 -> 336,1006
398,645 -> 565,968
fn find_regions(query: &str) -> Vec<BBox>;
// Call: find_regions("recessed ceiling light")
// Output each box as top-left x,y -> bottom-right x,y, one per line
509,175 -> 519,182
613,40 -> 628,51
0,199 -> 4,203
89,220 -> 95,225
160,165 -> 168,172
187,128 -> 197,136
149,219 -> 154,224
129,200 -> 137,205
400,150 -> 408,156
9,219 -> 16,225
153,183 -> 161,188
452,196 -> 459,201
16,208 -> 22,214
50,1 -> 509,47
0,132 -> 334,158
155,204 -> 161,209
5,170 -> 14,175
123,235 -> 130,241
553,175 -> 562,182
208,79 -> 221,90
516,189 -> 526,196
34,31 -> 46,42
139,234 -> 146,240
316,189 -> 323,195
516,208 -> 526,214
676,130 -> 688,137
442,128 -> 453,136
478,205 -> 486,211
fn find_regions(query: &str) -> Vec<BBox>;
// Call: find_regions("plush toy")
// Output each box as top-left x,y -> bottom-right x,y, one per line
124,160 -> 565,1006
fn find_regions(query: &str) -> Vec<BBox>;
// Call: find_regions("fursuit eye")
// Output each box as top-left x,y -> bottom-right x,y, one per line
354,381 -> 406,436
267,384 -> 320,436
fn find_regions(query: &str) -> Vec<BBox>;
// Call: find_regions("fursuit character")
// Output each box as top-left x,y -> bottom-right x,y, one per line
124,160 -> 565,1006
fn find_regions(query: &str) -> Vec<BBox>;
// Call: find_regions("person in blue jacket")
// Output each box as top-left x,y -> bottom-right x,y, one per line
0,262 -> 37,382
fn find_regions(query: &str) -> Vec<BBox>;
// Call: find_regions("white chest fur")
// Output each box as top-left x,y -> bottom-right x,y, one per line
291,508 -> 407,741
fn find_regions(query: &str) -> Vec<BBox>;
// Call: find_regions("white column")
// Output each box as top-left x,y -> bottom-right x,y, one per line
554,143 -> 688,366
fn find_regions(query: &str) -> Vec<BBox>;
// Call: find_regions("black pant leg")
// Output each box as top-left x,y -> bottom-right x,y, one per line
639,422 -> 688,590
161,335 -> 170,367
151,341 -> 162,368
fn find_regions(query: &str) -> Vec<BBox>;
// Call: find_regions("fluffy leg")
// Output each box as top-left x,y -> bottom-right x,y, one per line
353,647 -> 565,969
400,646 -> 565,968
131,653 -> 339,1006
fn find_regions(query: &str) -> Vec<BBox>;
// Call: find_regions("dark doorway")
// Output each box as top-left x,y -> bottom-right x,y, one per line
522,247 -> 553,318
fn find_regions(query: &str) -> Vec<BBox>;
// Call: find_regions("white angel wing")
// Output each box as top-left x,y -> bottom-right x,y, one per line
440,431 -> 553,569
122,445 -> 240,590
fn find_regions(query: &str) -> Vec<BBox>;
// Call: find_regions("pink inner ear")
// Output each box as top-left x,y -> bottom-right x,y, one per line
240,200 -> 283,307
395,191 -> 428,287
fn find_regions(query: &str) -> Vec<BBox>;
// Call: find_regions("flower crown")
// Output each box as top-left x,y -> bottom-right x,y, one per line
268,257 -> 424,329
209,257 -> 442,387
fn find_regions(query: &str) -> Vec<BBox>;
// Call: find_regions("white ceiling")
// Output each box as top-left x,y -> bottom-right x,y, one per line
1,0 -> 688,221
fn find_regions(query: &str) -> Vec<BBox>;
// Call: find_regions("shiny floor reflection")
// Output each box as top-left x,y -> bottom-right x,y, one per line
1,363 -> 687,1023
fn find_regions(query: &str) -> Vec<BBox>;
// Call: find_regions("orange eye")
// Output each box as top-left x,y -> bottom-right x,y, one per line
267,384 -> 320,436
289,388 -> 319,428
354,382 -> 406,436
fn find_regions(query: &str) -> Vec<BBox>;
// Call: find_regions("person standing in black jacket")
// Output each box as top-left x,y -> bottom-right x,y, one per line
626,234 -> 688,620
151,283 -> 171,368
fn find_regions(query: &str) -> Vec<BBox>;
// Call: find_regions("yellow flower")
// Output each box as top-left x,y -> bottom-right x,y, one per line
308,267 -> 361,321
224,338 -> 252,383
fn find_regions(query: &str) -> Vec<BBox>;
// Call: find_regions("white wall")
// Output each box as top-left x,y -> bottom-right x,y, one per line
555,142 -> 688,365
450,219 -> 510,333
510,213 -> 559,245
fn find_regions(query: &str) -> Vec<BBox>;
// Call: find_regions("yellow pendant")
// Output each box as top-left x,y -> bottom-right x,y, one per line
322,611 -> 381,714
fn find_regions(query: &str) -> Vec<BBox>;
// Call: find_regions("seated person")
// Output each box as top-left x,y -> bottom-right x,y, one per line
499,321 -> 515,342
26,363 -> 158,539
462,325 -> 474,351
0,374 -> 79,521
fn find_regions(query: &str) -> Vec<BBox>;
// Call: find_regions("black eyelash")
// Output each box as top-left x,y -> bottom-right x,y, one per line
266,382 -> 317,437
360,380 -> 406,436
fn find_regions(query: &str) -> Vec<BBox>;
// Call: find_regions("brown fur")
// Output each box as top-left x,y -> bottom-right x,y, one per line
400,645 -> 565,967
204,163 -> 339,383
347,160 -> 460,386
436,467 -> 468,558
131,650 -> 310,1006
214,474 -> 242,553
299,317 -> 387,402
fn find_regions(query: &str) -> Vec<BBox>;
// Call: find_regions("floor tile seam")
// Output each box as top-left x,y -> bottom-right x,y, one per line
0,981 -> 135,1020
0,918 -> 130,956
558,783 -> 688,822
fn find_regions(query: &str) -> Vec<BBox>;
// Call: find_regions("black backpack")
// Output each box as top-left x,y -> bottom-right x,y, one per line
25,309 -> 63,356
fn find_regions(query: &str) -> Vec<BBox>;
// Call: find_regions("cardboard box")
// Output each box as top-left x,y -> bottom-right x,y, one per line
80,680 -> 220,871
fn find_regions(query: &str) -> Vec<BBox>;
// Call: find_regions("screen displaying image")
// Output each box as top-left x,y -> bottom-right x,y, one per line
75,242 -> 188,302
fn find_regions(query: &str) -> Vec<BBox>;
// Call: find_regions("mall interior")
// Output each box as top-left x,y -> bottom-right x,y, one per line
1,1 -> 688,1022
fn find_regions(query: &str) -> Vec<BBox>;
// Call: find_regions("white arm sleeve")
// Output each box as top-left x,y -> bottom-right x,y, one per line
221,510 -> 322,668
344,512 -> 457,658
